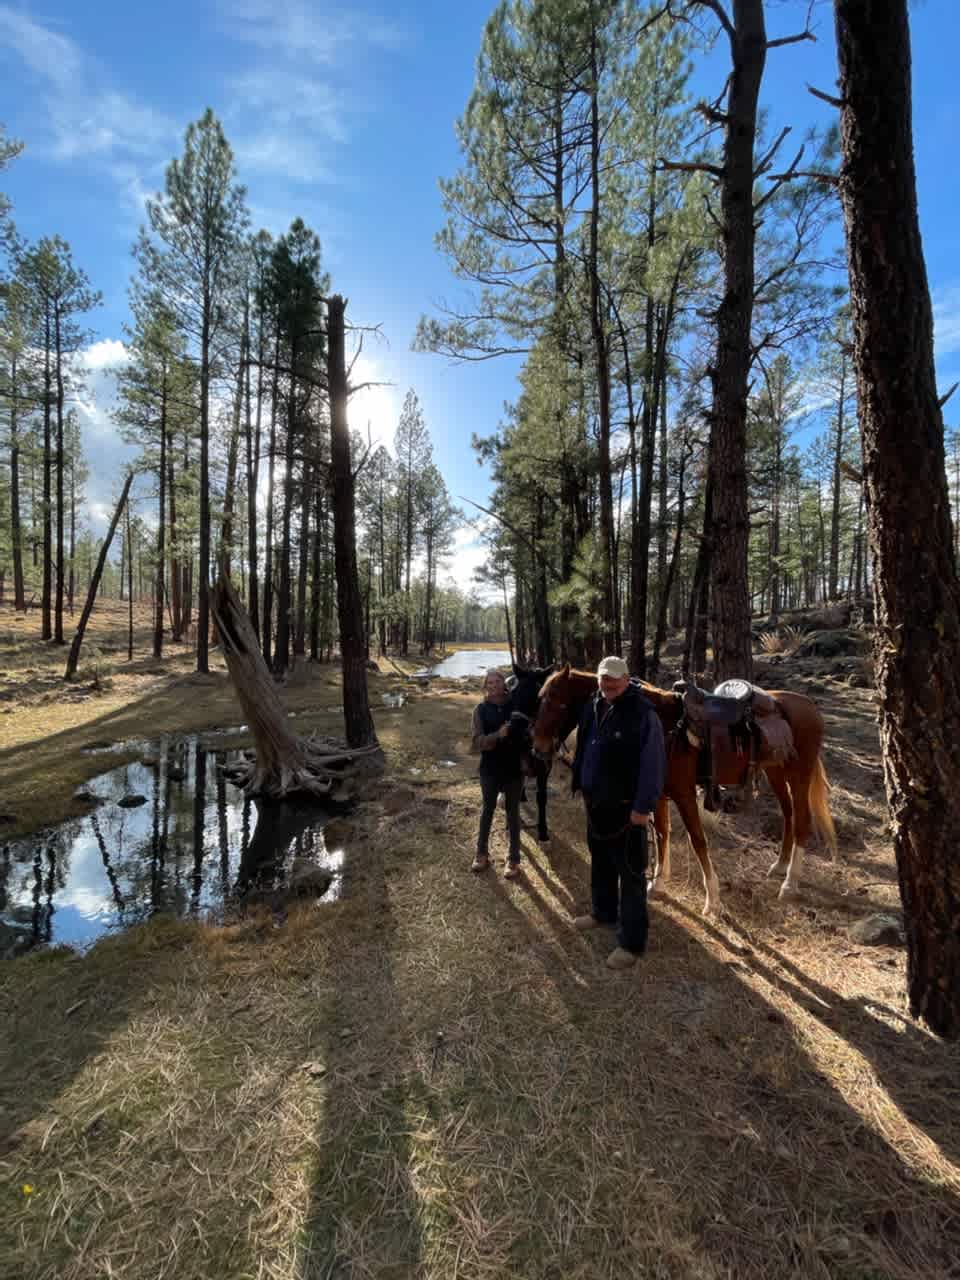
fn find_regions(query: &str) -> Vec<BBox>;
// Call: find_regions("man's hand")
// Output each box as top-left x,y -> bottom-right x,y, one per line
629,810 -> 649,826
497,722 -> 511,740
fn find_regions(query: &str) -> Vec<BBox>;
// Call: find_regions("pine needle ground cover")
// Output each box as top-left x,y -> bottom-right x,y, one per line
2,613 -> 958,1280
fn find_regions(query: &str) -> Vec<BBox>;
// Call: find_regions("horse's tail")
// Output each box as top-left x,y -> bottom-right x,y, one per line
809,754 -> 838,858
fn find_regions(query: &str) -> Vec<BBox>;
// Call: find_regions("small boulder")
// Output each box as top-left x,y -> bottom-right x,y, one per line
167,766 -> 186,782
117,794 -> 148,809
847,913 -> 905,946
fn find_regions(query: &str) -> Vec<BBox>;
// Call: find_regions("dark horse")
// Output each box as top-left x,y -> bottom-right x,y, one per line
530,665 -> 836,915
506,663 -> 555,847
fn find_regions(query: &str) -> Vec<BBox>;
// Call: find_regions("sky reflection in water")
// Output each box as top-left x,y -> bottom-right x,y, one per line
0,736 -> 344,956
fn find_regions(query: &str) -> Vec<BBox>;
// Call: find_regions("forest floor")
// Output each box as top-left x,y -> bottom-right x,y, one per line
2,603 -> 959,1280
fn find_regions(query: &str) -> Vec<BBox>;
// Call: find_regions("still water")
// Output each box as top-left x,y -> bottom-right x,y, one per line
0,735 -> 346,957
419,648 -> 511,679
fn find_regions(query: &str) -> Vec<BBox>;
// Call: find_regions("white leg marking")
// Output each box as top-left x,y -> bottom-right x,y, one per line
778,844 -> 805,899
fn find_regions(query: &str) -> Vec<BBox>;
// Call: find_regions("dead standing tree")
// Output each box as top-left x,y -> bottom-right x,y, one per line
663,0 -> 814,682
210,291 -> 381,797
327,293 -> 380,751
64,471 -> 135,681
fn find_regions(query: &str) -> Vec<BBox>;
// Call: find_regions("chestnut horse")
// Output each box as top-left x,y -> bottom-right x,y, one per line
530,666 -> 836,915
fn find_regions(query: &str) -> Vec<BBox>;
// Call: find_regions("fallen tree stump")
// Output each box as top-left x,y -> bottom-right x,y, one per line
211,574 -> 382,801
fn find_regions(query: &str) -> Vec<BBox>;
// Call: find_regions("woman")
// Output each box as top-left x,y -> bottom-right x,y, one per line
470,668 -> 524,878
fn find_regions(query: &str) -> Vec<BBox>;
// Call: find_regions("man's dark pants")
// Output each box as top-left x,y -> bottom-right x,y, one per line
477,775 -> 523,864
585,800 -> 649,953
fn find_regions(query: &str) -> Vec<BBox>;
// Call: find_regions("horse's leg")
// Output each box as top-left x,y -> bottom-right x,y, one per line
536,763 -> 550,846
763,767 -> 795,882
673,787 -> 721,916
649,796 -> 671,889
779,764 -> 812,899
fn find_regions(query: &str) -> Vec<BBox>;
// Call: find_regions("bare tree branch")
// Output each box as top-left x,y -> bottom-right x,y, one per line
808,83 -> 844,110
938,381 -> 959,410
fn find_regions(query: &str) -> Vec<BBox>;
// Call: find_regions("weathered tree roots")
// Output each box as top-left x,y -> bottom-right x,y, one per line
220,733 -> 383,801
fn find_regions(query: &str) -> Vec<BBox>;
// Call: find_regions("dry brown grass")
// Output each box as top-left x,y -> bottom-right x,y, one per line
758,624 -> 806,656
2,622 -> 959,1280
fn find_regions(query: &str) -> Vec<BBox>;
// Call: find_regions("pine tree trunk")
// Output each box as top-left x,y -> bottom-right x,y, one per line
168,449 -> 182,640
155,372 -> 167,659
310,486 -> 323,661
220,342 -> 245,580
68,446 -> 76,615
835,0 -> 960,1038
197,285 -> 212,672
587,18 -> 616,650
707,0 -> 765,683
246,296 -> 261,641
294,460 -> 311,657
326,295 -> 380,751
126,505 -> 134,660
65,474 -> 134,680
54,306 -> 65,645
274,342 -> 297,676
829,357 -> 848,599
651,441 -> 689,679
42,316 -> 52,641
9,351 -> 25,611
262,328 -> 281,666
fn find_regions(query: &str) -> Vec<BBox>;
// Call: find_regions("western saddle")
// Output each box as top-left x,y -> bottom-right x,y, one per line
674,677 -> 795,791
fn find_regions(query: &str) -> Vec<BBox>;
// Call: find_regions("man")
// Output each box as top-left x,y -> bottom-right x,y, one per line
571,655 -> 666,969
471,668 -> 525,878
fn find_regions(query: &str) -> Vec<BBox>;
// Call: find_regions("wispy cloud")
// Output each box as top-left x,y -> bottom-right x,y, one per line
219,0 -> 405,65
933,285 -> 960,360
218,0 -> 405,186
0,6 -> 177,182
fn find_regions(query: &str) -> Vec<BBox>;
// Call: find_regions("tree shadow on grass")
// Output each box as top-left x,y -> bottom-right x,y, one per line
674,896 -> 960,1170
297,844 -> 426,1278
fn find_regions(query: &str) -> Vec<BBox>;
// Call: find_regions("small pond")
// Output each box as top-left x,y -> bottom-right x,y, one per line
416,648 -> 512,680
0,735 -> 347,958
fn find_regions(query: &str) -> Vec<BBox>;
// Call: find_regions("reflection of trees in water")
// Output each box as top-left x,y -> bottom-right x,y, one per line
233,801 -> 333,898
30,845 -> 55,943
0,735 -> 342,951
192,741 -> 208,906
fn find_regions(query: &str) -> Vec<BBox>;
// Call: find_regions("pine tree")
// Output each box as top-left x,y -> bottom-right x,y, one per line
137,108 -> 248,672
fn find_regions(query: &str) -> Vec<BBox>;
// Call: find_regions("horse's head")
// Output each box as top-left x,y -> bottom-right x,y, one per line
531,664 -> 579,758
510,662 -> 555,722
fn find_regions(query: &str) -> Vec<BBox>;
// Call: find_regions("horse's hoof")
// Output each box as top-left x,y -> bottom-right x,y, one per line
538,837 -> 551,849
778,881 -> 798,900
767,860 -> 790,879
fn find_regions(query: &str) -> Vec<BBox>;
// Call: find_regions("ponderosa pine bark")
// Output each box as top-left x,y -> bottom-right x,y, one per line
834,0 -> 960,1038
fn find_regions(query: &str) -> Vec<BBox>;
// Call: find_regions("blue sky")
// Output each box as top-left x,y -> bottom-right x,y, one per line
1,0 -> 958,587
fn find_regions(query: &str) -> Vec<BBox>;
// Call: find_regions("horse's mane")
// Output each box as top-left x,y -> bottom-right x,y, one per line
541,668 -> 680,717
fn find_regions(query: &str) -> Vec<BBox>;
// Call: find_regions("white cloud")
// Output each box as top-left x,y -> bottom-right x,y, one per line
73,339 -> 139,532
0,5 -> 177,187
83,338 -> 130,372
